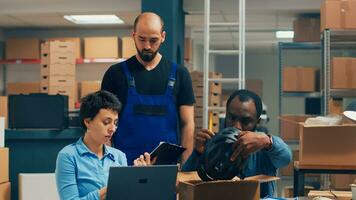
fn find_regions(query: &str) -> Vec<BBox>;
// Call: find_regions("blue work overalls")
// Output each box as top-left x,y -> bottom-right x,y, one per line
114,61 -> 179,165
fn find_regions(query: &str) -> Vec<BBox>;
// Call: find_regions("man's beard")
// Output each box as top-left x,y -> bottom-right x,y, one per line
137,47 -> 159,62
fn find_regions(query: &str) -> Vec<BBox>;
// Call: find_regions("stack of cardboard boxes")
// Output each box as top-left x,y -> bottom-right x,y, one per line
40,41 -> 77,109
190,71 -> 222,133
0,148 -> 10,200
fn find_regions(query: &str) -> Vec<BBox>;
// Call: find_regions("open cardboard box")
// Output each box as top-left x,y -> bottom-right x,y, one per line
177,172 -> 279,200
299,123 -> 356,166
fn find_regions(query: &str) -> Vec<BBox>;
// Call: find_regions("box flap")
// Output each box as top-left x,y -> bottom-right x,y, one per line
244,175 -> 280,183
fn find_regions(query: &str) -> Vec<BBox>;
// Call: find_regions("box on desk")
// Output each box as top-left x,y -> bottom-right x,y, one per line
299,124 -> 356,166
177,172 -> 278,200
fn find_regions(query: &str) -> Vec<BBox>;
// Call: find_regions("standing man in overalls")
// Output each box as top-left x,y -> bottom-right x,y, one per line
101,12 -> 195,165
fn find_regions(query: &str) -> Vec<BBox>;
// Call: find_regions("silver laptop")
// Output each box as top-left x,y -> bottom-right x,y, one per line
106,165 -> 178,200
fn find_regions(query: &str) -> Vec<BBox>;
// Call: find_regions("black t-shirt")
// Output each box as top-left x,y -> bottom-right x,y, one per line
101,56 -> 195,110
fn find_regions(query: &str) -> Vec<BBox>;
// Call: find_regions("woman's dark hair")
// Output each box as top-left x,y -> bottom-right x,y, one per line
225,89 -> 262,119
79,90 -> 122,130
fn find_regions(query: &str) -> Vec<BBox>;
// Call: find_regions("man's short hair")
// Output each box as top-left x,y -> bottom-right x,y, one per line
133,12 -> 165,32
79,90 -> 122,130
226,89 -> 263,119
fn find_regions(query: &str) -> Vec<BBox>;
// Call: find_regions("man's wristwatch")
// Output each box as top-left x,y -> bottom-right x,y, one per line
265,134 -> 273,150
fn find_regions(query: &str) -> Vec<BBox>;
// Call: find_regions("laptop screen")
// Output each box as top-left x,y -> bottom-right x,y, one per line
106,165 -> 178,200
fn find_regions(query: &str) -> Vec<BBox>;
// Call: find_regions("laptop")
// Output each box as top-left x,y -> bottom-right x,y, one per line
106,165 -> 178,200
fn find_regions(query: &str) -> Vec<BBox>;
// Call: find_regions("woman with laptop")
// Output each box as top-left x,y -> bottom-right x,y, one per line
55,90 -> 152,200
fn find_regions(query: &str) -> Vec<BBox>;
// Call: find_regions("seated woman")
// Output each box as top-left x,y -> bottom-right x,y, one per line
55,90 -> 151,200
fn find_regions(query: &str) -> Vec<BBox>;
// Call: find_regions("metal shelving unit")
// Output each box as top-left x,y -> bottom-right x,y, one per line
202,0 -> 245,129
321,29 -> 356,114
278,42 -> 322,118
0,58 -> 125,95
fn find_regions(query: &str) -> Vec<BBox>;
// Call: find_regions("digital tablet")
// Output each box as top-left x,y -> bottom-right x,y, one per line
150,142 -> 186,165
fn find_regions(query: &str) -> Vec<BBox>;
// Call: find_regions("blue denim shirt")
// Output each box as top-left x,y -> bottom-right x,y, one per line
182,135 -> 292,198
55,138 -> 127,200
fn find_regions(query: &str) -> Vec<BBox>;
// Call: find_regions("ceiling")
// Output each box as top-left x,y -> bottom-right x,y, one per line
0,0 -> 323,46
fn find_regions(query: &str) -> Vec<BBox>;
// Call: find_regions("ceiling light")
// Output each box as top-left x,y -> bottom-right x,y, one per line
275,31 -> 294,39
64,15 -> 124,25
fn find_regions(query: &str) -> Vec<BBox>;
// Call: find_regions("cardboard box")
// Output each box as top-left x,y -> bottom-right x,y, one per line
332,57 -> 356,89
41,85 -> 77,109
177,172 -> 278,200
41,64 -> 76,76
41,76 -> 75,88
41,41 -> 76,55
195,96 -> 202,107
210,112 -> 220,133
280,150 -> 299,176
0,118 -> 4,148
7,82 -> 40,95
185,38 -> 193,60
299,124 -> 356,166
342,0 -> 356,29
121,37 -> 136,59
47,37 -> 82,59
321,0 -> 342,31
209,93 -> 221,107
19,173 -> 59,200
84,37 -> 119,59
0,97 -> 8,129
246,79 -> 263,98
41,51 -> 75,65
5,38 -> 40,59
293,17 -> 320,42
0,182 -> 10,200
331,174 -> 356,190
0,148 -> 9,184
279,115 -> 313,140
321,0 -> 356,31
308,190 -> 352,200
195,117 -> 203,128
79,81 -> 101,99
329,98 -> 343,115
283,67 -> 318,92
194,107 -> 203,117
193,86 -> 203,97
209,82 -> 222,94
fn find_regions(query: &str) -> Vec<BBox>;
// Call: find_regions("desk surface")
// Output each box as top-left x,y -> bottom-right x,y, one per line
294,161 -> 356,170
